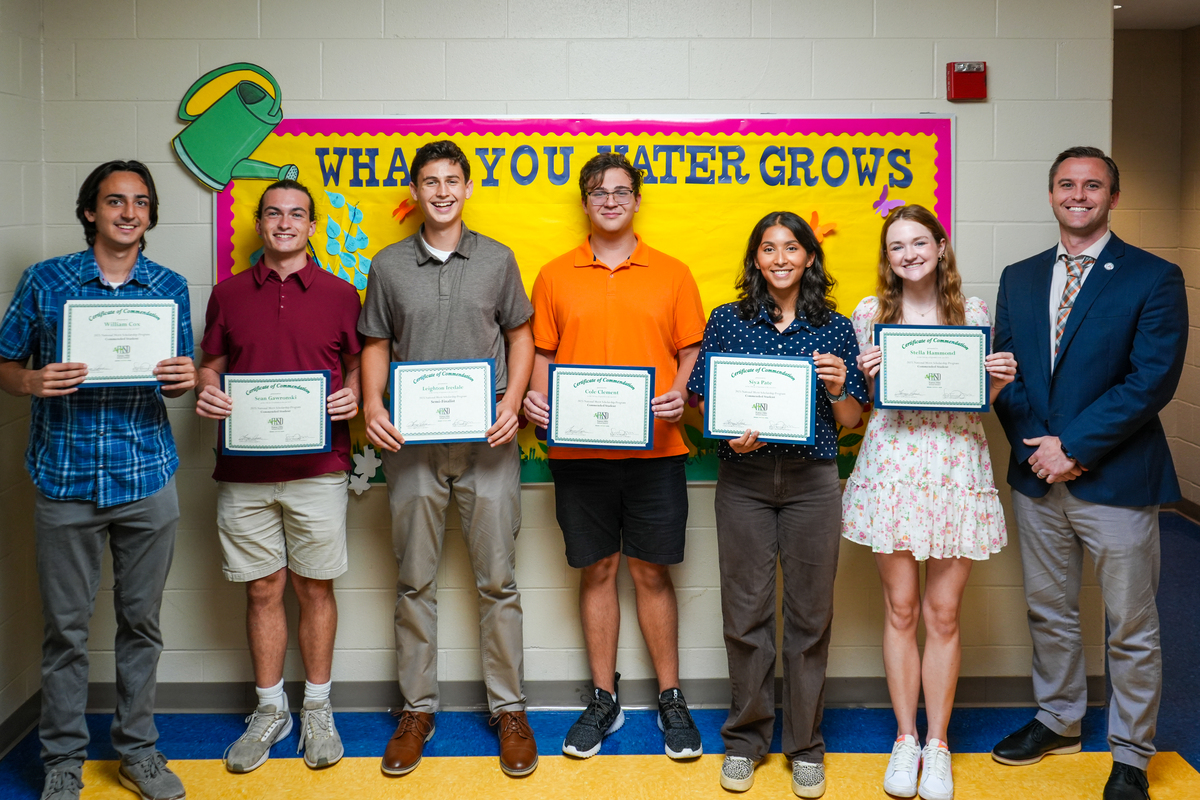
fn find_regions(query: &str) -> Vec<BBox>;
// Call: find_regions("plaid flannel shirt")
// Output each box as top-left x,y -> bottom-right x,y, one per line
0,249 -> 194,507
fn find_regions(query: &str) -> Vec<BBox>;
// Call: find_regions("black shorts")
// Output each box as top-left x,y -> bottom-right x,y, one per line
548,455 -> 688,569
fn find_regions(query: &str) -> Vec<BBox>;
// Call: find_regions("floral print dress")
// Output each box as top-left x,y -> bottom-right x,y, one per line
840,295 -> 1007,560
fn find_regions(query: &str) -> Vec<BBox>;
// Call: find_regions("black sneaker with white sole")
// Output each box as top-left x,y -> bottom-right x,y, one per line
657,687 -> 702,759
562,674 -> 624,758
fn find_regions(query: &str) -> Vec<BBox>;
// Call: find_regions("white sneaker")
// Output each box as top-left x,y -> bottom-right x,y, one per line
883,734 -> 921,797
918,739 -> 954,800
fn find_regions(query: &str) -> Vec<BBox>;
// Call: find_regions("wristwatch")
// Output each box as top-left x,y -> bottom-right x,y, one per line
1060,442 -> 1077,463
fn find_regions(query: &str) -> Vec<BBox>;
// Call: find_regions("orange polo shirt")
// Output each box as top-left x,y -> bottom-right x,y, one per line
531,236 -> 706,460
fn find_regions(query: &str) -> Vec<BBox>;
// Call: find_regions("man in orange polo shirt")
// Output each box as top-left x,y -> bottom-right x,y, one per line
524,152 -> 706,761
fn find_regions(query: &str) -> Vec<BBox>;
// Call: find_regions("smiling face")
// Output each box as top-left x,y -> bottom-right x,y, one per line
755,224 -> 814,295
411,158 -> 472,231
582,167 -> 641,236
84,171 -> 151,251
885,218 -> 945,288
255,187 -> 316,258
1049,156 -> 1119,243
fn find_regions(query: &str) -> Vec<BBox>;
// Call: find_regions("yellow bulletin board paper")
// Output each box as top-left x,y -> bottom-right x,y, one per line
213,116 -> 955,482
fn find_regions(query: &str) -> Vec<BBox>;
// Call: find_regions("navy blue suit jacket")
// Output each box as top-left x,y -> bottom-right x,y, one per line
993,233 -> 1188,506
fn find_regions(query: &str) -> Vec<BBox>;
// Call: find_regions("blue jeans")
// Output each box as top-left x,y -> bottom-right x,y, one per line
35,477 -> 179,771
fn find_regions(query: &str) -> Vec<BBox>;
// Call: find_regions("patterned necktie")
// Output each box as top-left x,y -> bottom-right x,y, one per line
1055,254 -> 1092,356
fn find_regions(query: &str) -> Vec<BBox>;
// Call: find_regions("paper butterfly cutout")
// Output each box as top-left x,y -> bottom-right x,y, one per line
809,211 -> 837,244
393,198 -> 417,224
872,185 -> 905,217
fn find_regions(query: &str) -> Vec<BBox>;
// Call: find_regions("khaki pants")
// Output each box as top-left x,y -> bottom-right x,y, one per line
1012,484 -> 1161,769
383,439 -> 525,714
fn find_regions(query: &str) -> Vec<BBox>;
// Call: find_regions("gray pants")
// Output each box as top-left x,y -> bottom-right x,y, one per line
714,457 -> 842,764
35,478 -> 179,771
383,439 -> 525,714
1012,483 -> 1161,769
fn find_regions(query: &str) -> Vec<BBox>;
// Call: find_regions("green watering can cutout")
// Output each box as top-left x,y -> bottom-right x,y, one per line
172,62 -> 298,191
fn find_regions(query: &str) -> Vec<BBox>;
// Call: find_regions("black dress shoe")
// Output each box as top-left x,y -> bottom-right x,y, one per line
991,718 -> 1082,765
1104,762 -> 1150,800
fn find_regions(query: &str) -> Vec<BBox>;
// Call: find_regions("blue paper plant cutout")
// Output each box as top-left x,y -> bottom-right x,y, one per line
317,190 -> 371,290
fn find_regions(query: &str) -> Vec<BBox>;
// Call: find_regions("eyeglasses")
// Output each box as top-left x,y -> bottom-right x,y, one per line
586,188 -> 636,206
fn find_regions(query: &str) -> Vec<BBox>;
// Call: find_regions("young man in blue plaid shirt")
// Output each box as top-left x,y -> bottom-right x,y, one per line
0,161 -> 196,800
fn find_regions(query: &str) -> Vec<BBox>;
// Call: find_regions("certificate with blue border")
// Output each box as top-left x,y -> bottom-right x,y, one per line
547,364 -> 655,450
390,359 -> 495,444
875,325 -> 990,412
57,297 -> 179,387
220,371 -> 332,457
703,353 -> 816,445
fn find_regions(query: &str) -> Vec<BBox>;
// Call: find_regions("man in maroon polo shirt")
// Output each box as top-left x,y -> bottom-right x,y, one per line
195,180 -> 363,774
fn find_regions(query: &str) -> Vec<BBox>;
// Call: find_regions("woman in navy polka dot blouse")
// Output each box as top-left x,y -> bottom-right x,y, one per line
687,211 -> 867,796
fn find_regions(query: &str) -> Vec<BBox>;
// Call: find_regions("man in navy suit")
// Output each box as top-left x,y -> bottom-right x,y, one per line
991,146 -> 1188,800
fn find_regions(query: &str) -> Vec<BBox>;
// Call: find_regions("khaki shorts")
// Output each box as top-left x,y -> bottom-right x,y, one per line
216,472 -> 349,582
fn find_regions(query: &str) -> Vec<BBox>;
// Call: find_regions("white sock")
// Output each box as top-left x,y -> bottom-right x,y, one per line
304,679 -> 331,706
256,679 -> 287,711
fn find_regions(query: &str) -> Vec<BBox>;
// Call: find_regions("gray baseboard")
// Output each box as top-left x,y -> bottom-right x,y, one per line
0,690 -> 40,761
83,675 -> 1105,714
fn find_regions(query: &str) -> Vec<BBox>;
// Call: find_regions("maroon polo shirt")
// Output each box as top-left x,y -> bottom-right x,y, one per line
202,256 -> 364,483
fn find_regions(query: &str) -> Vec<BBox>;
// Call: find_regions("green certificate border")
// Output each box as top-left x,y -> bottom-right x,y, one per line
549,365 -> 654,449
876,326 -> 989,411
704,354 -> 816,445
392,360 -> 494,441
61,299 -> 178,383
223,373 -> 329,453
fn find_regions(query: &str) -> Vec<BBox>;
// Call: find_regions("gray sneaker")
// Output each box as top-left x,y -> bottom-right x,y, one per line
223,703 -> 294,773
791,759 -> 826,798
298,699 -> 344,769
117,752 -> 185,800
40,768 -> 83,800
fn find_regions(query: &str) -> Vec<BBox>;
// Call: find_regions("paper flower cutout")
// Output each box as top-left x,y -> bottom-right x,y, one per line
349,472 -> 371,495
809,211 -> 837,244
352,446 -> 382,480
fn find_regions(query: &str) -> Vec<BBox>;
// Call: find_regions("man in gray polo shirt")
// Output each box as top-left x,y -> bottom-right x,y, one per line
359,140 -> 537,778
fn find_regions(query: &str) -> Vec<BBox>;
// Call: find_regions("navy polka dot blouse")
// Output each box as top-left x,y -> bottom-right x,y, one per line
687,302 -> 868,462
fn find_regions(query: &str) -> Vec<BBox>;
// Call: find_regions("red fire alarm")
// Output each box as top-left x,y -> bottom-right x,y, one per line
947,62 -> 987,101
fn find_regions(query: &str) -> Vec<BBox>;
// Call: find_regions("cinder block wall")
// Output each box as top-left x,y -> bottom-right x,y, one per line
1112,27 -> 1200,507
1175,27 -> 1200,503
5,0 -> 1120,716
0,0 -> 45,729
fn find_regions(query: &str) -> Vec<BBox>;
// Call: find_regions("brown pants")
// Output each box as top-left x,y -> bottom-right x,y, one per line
714,457 -> 842,764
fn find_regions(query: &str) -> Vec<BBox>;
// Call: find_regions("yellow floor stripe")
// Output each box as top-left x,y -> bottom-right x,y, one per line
79,752 -> 1200,799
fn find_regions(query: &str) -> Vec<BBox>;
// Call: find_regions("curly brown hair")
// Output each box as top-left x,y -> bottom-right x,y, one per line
873,204 -> 965,327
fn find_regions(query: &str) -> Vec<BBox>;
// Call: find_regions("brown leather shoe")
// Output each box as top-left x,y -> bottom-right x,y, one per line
492,710 -> 539,777
381,710 -> 435,776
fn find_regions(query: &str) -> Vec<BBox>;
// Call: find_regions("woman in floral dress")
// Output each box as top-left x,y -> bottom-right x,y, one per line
841,204 -> 1017,800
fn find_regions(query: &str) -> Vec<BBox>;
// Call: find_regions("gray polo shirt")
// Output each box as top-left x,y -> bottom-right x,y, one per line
358,224 -> 533,393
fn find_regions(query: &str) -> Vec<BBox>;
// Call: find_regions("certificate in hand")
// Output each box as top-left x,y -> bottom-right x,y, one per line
390,360 -> 495,444
874,325 -> 990,412
703,353 -> 817,445
221,371 -> 332,457
547,364 -> 655,450
57,298 -> 179,387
